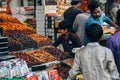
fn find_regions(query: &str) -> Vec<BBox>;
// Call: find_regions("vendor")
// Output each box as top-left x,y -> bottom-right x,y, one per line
52,20 -> 81,53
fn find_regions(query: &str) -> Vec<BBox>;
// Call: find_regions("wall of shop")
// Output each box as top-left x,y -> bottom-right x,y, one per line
36,0 -> 45,35
23,0 -> 28,6
9,0 -> 21,7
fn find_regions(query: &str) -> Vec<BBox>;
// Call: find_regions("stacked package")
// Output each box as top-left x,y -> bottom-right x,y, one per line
0,59 -> 29,79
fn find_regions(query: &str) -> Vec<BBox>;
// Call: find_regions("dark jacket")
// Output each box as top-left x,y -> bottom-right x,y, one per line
64,7 -> 83,32
53,32 -> 81,52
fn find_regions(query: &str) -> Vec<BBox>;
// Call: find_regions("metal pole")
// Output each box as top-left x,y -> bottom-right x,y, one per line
21,0 -> 23,6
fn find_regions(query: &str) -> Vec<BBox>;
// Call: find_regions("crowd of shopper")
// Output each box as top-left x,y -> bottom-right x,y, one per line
0,0 -> 120,80
53,0 -> 120,80
68,23 -> 120,80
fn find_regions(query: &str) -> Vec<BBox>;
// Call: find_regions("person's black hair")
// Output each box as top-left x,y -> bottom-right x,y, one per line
58,20 -> 71,30
117,9 -> 120,26
88,1 -> 101,12
0,27 -> 3,36
71,1 -> 81,5
85,24 -> 103,42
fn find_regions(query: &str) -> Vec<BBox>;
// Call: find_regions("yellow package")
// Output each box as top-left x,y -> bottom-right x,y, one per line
77,74 -> 83,80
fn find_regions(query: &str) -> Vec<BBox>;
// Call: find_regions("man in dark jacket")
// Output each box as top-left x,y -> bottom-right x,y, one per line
53,20 -> 81,53
63,0 -> 83,33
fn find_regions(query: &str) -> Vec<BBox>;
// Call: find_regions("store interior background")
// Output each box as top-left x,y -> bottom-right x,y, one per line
0,0 -> 117,79
0,0 -> 114,39
0,0 -> 116,61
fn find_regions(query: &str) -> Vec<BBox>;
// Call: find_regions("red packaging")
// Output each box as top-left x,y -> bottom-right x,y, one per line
47,70 -> 60,80
6,6 -> 11,14
26,75 -> 38,80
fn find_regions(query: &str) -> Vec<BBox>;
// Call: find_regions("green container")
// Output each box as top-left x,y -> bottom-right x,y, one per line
0,78 -> 25,80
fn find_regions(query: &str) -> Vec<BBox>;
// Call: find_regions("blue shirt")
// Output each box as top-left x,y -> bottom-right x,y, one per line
84,14 -> 112,45
106,28 -> 120,73
85,14 -> 111,28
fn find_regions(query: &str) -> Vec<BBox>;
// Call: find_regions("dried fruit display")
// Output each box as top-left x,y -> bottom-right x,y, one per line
11,33 -> 38,49
28,34 -> 52,47
0,13 -> 20,23
10,51 -> 41,67
62,58 -> 74,67
43,47 -> 71,60
4,30 -> 21,37
54,62 -> 71,79
0,22 -> 35,35
24,18 -> 36,29
26,50 -> 57,63
8,37 -> 23,52
0,13 -> 35,36
7,33 -> 53,52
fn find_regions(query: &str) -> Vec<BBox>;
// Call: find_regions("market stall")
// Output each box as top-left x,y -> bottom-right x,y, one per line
0,12 -> 75,80
0,0 -> 115,80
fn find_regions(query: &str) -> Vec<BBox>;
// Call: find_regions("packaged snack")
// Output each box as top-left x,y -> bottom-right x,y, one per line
10,60 -> 19,77
17,59 -> 29,77
6,59 -> 20,78
0,61 -> 7,78
26,75 -> 38,80
39,71 -> 49,80
47,70 -> 60,80
6,61 -> 12,78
